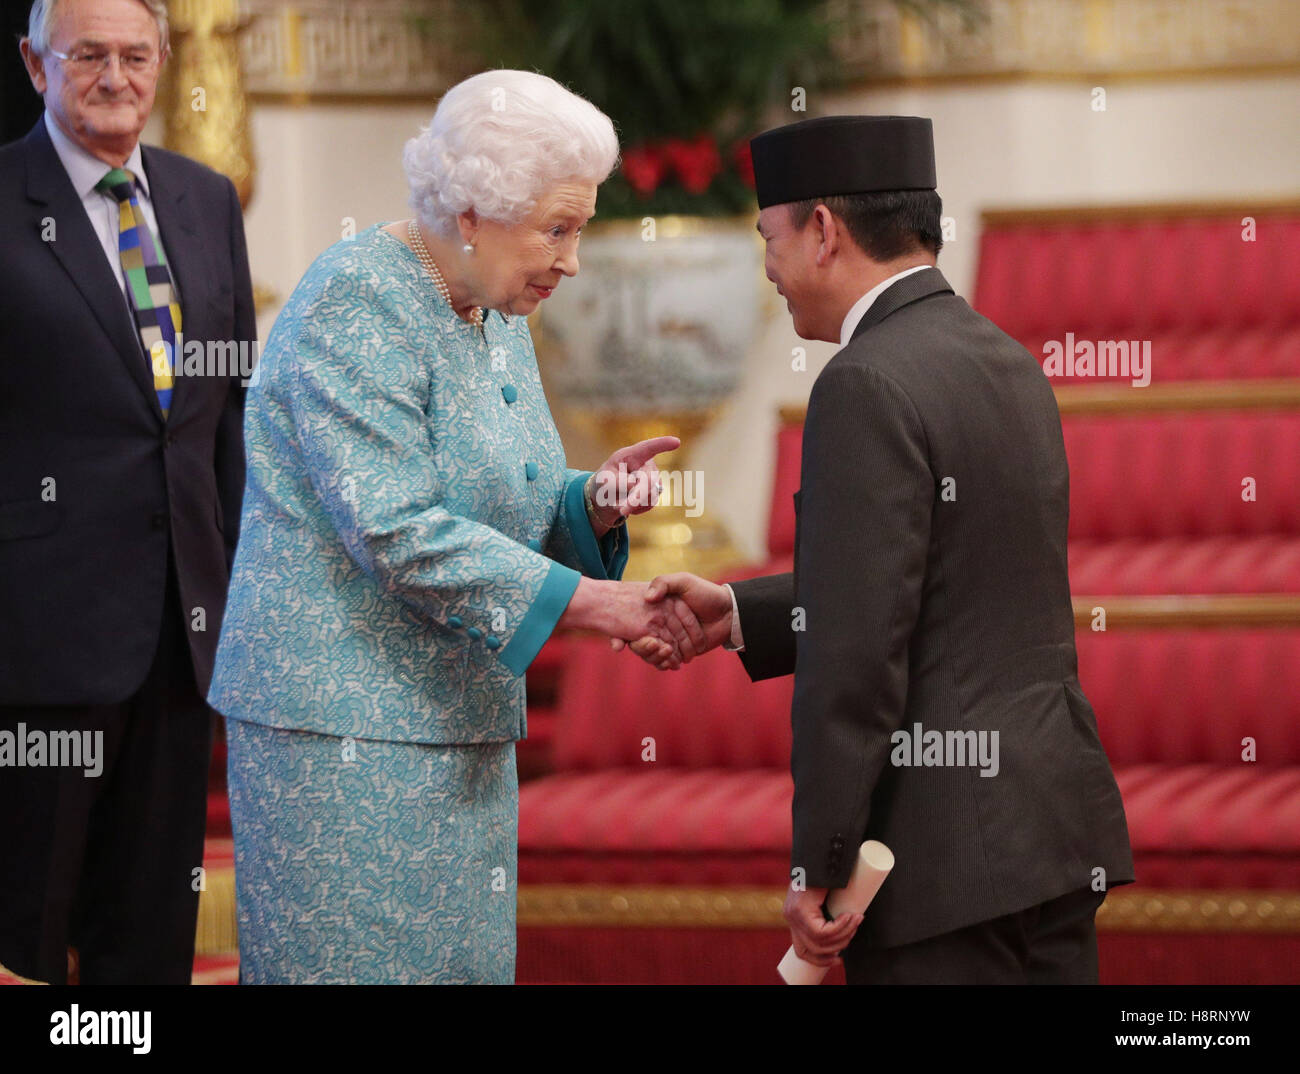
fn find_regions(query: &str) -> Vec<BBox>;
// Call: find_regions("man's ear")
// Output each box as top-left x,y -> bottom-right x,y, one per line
813,204 -> 840,264
19,39 -> 47,95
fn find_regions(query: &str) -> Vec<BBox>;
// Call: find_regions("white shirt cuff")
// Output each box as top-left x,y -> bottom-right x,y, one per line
723,583 -> 744,652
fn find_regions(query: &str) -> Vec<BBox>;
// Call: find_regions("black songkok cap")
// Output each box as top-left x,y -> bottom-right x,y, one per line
750,115 -> 937,209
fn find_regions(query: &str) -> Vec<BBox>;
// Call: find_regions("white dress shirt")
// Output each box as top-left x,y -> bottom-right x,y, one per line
44,110 -> 175,302
724,263 -> 933,651
836,264 -> 931,349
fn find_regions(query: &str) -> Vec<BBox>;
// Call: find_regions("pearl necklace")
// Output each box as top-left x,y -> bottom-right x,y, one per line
407,218 -> 483,329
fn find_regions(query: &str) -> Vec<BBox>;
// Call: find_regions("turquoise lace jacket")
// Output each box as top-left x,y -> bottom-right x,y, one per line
208,224 -> 626,743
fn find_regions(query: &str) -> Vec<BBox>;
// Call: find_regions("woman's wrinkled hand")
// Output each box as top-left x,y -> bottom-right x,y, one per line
587,436 -> 680,534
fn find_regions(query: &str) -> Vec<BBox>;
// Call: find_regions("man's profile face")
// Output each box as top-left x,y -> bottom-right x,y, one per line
21,0 -> 164,164
757,203 -> 824,342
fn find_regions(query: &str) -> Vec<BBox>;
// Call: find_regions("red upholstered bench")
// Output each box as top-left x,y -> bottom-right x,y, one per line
968,204 -> 1300,980
516,635 -> 570,778
1011,327 -> 1300,384
517,625 -> 1300,982
768,407 -> 1300,595
1069,537 -> 1300,595
1065,412 -> 1300,540
1076,627 -> 1300,889
975,206 -> 1300,386
1063,410 -> 1300,593
974,207 -> 1300,355
519,637 -> 793,886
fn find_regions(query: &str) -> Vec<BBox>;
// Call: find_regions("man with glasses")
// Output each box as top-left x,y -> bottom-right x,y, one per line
0,0 -> 255,984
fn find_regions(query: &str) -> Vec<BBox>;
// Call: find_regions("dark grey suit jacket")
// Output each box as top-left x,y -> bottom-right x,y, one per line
732,267 -> 1134,948
0,119 -> 255,704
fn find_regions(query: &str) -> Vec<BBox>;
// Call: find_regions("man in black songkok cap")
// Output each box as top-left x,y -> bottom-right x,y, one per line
643,115 -> 1134,984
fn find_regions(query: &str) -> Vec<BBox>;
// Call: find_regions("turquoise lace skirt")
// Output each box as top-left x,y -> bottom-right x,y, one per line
225,717 -> 517,984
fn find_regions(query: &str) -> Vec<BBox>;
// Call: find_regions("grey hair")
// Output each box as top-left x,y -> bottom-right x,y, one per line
26,0 -> 170,55
404,69 -> 619,238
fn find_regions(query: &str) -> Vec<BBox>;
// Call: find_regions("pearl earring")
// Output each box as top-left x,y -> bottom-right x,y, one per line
463,244 -> 474,254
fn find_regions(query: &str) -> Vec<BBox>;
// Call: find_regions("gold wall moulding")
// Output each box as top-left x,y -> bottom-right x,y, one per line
239,0 -> 470,102
518,885 -> 785,929
1098,889 -> 1300,933
779,378 -> 1300,426
515,884 -> 1300,933
21,883 -> 1300,979
1053,380 -> 1300,415
162,0 -> 255,206
830,0 -> 1300,83
981,199 -> 1300,227
253,282 -> 280,315
187,875 -> 1300,958
1070,594 -> 1300,629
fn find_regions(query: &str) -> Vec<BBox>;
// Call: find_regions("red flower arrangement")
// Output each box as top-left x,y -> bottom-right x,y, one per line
620,133 -> 756,199
731,139 -> 755,190
661,135 -> 723,194
621,143 -> 670,197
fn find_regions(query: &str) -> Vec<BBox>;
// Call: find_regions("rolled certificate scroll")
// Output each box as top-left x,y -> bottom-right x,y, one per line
777,840 -> 895,985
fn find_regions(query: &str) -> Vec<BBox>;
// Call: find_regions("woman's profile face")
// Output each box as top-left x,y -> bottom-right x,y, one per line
468,181 -> 597,316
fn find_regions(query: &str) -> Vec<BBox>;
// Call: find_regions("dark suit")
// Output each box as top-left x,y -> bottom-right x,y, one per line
733,267 -> 1133,982
0,118 -> 254,983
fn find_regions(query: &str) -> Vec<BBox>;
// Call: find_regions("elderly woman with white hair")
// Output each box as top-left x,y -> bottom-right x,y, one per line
207,70 -> 701,984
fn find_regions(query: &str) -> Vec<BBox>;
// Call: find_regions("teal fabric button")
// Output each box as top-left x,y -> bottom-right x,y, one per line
467,626 -> 483,640
526,538 -> 542,552
447,616 -> 463,629
502,384 -> 518,404
485,635 -> 501,650
525,461 -> 539,481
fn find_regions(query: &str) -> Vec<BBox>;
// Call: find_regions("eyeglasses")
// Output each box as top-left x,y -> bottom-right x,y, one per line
47,48 -> 162,77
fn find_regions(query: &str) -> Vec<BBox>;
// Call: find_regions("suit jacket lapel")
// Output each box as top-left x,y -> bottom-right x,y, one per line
849,266 -> 954,342
23,120 -> 163,423
141,145 -> 201,424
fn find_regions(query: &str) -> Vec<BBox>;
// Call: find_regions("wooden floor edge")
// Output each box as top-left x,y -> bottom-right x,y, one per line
1072,594 -> 1300,627
778,378 -> 1300,427
195,867 -> 239,957
185,873 -> 1300,956
513,885 -> 1300,933
979,200 -> 1300,226
1054,380 -> 1300,414
11,885 -> 1296,981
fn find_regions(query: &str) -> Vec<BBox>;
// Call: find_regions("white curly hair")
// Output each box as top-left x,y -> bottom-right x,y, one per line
403,69 -> 620,238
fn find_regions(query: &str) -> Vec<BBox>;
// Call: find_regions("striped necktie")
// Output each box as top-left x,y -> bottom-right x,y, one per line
95,167 -> 178,418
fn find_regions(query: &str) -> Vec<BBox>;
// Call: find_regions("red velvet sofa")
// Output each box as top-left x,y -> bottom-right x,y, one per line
974,207 -> 1300,383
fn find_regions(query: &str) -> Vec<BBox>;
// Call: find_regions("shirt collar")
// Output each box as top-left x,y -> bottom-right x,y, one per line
838,264 -> 932,348
44,109 -> 148,200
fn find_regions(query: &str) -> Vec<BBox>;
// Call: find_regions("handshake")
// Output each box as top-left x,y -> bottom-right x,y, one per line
560,573 -> 734,670
561,439 -> 736,667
